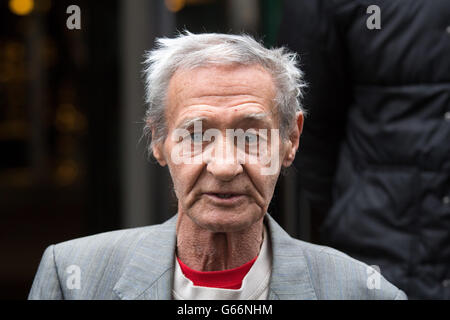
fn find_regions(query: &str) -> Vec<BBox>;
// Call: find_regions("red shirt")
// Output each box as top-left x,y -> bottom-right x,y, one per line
177,256 -> 257,290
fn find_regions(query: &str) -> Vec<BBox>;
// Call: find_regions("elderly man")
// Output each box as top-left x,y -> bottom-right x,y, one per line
28,32 -> 406,300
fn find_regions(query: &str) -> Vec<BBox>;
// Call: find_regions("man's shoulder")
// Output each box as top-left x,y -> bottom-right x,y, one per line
47,217 -> 175,283
292,239 -> 407,299
29,216 -> 177,300
266,214 -> 406,299
53,225 -> 150,259
52,216 -> 176,260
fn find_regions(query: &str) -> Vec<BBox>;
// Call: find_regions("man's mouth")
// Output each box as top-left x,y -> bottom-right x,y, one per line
213,193 -> 235,199
207,193 -> 240,198
204,192 -> 245,204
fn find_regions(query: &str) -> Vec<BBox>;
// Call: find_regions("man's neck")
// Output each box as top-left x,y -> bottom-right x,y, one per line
175,214 -> 264,271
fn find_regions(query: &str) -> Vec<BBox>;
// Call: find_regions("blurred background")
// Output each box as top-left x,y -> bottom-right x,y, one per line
1,0 -> 310,299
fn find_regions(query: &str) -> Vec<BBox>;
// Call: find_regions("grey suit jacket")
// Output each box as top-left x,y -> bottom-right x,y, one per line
28,214 -> 407,300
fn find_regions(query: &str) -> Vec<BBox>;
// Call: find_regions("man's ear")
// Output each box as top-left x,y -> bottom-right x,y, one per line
151,129 -> 167,166
152,143 -> 167,166
282,111 -> 304,167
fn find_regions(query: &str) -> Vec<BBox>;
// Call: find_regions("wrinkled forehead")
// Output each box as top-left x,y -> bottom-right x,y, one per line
165,64 -> 278,125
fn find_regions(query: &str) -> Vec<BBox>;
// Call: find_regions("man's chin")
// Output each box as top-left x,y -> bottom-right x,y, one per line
190,209 -> 261,233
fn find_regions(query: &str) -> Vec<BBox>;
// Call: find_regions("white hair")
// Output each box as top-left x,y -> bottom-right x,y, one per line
142,31 -> 306,151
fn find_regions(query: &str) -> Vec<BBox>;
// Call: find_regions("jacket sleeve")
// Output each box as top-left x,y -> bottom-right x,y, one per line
394,289 -> 408,300
277,0 -> 352,221
28,245 -> 64,300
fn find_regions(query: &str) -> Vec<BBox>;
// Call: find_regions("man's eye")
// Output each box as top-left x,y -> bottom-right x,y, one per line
190,132 -> 203,143
245,133 -> 258,144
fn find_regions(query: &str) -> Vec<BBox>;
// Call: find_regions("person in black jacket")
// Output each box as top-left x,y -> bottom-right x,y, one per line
278,0 -> 450,299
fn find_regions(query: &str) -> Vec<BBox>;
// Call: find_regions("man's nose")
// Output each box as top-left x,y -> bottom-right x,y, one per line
206,160 -> 243,181
205,139 -> 243,181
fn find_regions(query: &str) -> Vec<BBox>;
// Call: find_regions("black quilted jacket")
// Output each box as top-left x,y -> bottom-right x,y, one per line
278,0 -> 450,299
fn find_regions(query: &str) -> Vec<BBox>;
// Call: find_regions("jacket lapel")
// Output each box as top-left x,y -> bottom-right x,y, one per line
113,215 -> 178,300
265,215 -> 318,300
113,214 -> 317,300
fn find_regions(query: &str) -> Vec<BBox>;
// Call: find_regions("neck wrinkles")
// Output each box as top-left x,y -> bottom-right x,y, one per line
175,213 -> 264,271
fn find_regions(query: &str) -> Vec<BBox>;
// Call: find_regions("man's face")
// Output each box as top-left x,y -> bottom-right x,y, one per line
153,64 -> 302,233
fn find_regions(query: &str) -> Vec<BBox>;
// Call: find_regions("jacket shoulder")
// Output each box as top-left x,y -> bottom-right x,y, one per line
297,240 -> 407,300
29,217 -> 176,299
54,224 -> 156,260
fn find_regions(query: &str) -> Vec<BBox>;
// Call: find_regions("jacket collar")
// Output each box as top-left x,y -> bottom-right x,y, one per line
113,214 -> 317,300
264,214 -> 317,300
113,215 -> 178,300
